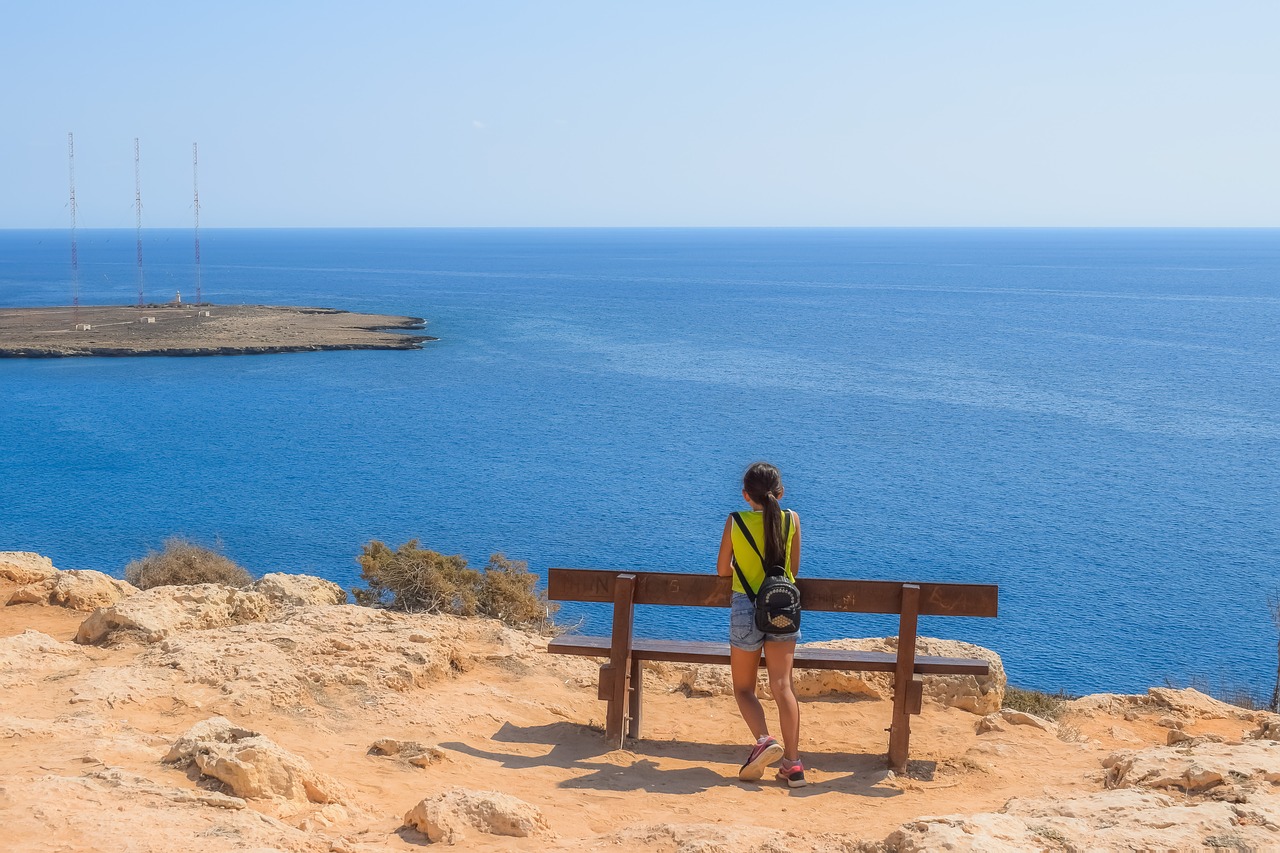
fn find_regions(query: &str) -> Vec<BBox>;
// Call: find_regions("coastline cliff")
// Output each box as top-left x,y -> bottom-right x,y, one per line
2,552 -> 1277,852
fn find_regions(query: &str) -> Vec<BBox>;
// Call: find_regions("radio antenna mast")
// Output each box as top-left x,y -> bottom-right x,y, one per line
134,137 -> 144,308
68,132 -> 80,324
193,142 -> 202,307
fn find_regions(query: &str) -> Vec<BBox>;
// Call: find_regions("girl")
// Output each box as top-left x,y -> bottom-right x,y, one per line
715,461 -> 806,788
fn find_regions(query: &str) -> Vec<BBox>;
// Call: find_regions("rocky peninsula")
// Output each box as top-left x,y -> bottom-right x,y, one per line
2,550 -> 1277,852
0,305 -> 434,357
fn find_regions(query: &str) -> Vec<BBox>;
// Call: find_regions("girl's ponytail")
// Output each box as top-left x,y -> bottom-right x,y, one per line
761,490 -> 785,569
743,462 -> 786,569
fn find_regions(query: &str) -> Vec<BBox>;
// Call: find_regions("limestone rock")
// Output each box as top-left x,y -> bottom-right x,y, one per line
800,636 -> 1006,714
886,812 -> 1041,852
1104,740 -> 1280,793
998,709 -> 1057,732
408,748 -> 448,768
139,606 -> 493,712
0,551 -> 58,584
163,716 -> 260,764
0,630 -> 89,688
976,713 -> 1005,734
0,772 -> 324,852
1250,716 -> 1280,741
678,664 -> 750,697
369,738 -> 425,756
75,583 -> 279,645
69,664 -> 178,707
7,569 -> 138,611
403,787 -> 552,844
165,717 -> 345,804
369,738 -> 448,765
1146,686 -> 1257,721
1063,692 -> 1144,717
887,788 -> 1280,852
608,822 -> 872,852
251,573 -> 347,607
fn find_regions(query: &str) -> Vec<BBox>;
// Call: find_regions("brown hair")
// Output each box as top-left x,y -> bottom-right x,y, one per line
742,461 -> 786,568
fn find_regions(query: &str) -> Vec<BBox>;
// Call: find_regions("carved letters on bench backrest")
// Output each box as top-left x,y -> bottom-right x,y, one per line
548,568 -> 998,617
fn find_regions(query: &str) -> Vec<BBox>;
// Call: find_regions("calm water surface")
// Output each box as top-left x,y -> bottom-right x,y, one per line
1,228 -> 1276,695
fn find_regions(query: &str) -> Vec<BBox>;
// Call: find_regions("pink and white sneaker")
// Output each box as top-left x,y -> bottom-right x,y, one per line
776,758 -> 807,788
738,736 -> 784,781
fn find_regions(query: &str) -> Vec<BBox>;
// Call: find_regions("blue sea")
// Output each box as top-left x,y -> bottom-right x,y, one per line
1,227 -> 1276,697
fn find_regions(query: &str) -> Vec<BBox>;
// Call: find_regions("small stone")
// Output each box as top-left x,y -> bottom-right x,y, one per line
407,747 -> 448,767
976,713 -> 1006,734
369,738 -> 427,757
1000,709 -> 1057,732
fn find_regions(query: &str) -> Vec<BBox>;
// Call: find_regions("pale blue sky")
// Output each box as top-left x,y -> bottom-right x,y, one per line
3,2 -> 1277,228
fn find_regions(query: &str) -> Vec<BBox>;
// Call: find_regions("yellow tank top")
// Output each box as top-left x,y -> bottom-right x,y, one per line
730,509 -> 796,594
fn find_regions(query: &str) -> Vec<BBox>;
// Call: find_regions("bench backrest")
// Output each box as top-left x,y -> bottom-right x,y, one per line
548,568 -> 997,618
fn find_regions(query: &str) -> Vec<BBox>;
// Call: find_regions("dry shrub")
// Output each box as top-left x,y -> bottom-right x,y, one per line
353,540 -> 478,614
479,553 -> 559,629
1002,686 -> 1076,721
353,541 -> 556,629
124,537 -> 252,590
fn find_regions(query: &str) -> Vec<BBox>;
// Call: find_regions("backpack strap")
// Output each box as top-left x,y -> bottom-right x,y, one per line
730,512 -> 761,600
732,510 -> 795,596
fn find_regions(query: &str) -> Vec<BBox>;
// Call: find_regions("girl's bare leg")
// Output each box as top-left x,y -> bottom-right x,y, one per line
729,645 -> 768,739
763,639 -> 800,761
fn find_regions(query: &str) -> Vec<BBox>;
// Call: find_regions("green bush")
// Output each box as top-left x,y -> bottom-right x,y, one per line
124,537 -> 253,590
352,541 -> 556,629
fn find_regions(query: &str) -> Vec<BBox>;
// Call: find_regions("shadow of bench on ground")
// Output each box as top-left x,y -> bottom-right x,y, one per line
441,721 -> 909,798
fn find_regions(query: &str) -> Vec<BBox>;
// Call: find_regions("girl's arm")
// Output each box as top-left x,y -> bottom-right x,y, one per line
716,516 -> 734,576
790,511 -> 802,577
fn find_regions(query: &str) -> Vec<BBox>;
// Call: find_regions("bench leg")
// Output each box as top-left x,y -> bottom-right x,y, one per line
887,584 -> 920,774
603,574 -> 636,750
627,657 -> 643,739
604,664 -> 628,749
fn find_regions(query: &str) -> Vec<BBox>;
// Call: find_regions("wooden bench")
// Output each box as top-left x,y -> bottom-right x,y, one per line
546,568 -> 998,772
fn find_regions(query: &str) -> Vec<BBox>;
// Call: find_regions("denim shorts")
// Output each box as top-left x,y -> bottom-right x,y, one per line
729,591 -> 801,652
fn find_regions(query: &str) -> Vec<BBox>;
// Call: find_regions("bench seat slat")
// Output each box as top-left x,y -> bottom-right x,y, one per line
547,635 -> 990,676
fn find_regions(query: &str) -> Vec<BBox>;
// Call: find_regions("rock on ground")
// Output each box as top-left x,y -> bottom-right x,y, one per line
0,551 -> 58,585
139,605 -> 502,711
75,583 -> 279,645
7,569 -> 138,611
0,771 -> 327,853
609,822 -> 877,852
165,717 -> 346,804
1252,716 -> 1280,741
1104,739 -> 1280,793
888,787 -> 1280,852
403,787 -> 553,844
674,636 -> 1006,714
0,630 -> 90,688
251,573 -> 347,607
1066,686 -> 1260,723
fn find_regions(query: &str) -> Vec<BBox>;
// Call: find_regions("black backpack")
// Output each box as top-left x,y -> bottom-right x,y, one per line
731,510 -> 801,635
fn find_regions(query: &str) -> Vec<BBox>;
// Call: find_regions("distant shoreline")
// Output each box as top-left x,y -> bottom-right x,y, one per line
0,304 -> 436,358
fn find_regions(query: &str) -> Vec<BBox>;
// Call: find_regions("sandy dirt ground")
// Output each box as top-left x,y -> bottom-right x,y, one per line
0,576 -> 1274,852
0,304 -> 431,357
